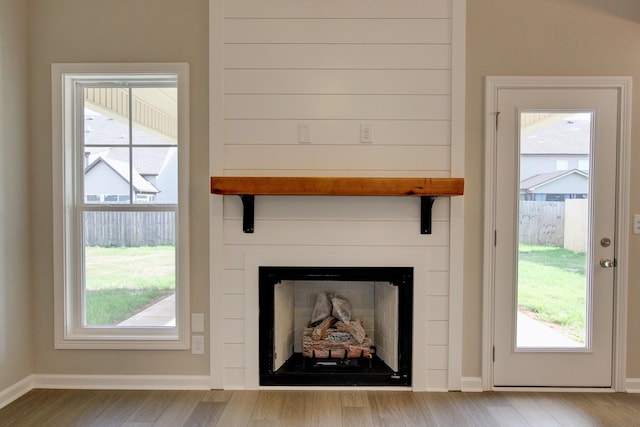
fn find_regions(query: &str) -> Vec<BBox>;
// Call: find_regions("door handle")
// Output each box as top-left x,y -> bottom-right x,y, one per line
600,258 -> 617,268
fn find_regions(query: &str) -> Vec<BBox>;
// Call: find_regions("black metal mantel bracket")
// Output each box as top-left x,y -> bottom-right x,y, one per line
239,195 -> 255,233
420,196 -> 437,235
236,194 -> 438,235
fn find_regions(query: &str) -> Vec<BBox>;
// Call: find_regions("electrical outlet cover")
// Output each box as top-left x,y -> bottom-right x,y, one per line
191,335 -> 205,355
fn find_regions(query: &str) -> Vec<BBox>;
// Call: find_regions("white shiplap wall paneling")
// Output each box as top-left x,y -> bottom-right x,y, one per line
216,0 -> 460,390
225,120 -> 451,146
224,145 -> 451,172
223,220 -> 450,247
225,70 -> 451,95
223,245 -> 451,272
224,0 -> 451,18
224,170 -> 454,179
225,44 -> 451,70
222,196 -> 451,222
225,19 -> 451,44
225,94 -> 451,120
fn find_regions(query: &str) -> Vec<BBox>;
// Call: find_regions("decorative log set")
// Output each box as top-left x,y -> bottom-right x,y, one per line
303,311 -> 372,360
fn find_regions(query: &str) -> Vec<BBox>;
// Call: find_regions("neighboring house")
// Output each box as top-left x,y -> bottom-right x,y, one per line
84,156 -> 159,203
520,169 -> 589,201
83,108 -> 178,203
520,112 -> 590,181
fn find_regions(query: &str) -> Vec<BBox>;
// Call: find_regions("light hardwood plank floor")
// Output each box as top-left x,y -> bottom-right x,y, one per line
1,389 -> 640,426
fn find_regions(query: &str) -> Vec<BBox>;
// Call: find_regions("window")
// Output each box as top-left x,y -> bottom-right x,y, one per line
556,159 -> 569,171
52,63 -> 190,349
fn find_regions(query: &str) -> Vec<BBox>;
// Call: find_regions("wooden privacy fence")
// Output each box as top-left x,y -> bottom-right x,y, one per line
83,211 -> 175,247
519,201 -> 565,247
564,199 -> 588,253
519,200 -> 588,252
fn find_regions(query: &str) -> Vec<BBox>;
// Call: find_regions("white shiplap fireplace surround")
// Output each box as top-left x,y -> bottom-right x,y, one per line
209,0 -> 466,391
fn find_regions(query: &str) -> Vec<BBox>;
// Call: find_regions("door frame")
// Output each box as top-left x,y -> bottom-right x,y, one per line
482,76 -> 632,391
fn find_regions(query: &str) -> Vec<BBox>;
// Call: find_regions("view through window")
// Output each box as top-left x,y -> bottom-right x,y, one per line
80,85 -> 179,328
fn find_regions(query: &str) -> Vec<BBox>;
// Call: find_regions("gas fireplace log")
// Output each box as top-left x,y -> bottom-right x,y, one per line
311,316 -> 337,341
335,319 -> 366,344
303,327 -> 372,359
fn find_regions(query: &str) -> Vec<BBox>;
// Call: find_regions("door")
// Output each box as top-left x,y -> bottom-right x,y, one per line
492,87 -> 619,387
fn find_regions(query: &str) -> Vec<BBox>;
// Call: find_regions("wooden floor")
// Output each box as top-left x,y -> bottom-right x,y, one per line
2,389 -> 640,426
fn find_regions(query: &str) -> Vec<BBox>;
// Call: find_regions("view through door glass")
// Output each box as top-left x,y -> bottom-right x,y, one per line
517,112 -> 591,349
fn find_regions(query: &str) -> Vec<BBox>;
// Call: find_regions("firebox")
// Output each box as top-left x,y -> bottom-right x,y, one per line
259,266 -> 413,386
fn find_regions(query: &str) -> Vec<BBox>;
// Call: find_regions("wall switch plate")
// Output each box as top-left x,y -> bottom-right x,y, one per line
191,313 -> 205,333
360,123 -> 373,143
192,335 -> 205,355
298,123 -> 311,143
634,214 -> 640,235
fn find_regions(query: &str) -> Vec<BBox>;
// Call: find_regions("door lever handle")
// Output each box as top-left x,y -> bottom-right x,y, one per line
600,258 -> 617,268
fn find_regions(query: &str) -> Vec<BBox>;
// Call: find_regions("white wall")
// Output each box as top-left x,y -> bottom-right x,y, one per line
0,0 -> 33,394
211,0 -> 462,390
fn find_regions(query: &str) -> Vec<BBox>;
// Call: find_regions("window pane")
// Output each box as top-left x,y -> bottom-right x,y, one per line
133,147 -> 177,204
131,88 -> 177,146
83,211 -> 176,327
84,147 -> 132,204
83,88 -> 131,146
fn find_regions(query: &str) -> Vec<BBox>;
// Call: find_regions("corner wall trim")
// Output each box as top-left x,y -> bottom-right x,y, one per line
0,376 -> 34,410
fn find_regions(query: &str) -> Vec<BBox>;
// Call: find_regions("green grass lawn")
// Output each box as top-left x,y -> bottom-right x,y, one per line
84,245 -> 175,326
518,244 -> 587,343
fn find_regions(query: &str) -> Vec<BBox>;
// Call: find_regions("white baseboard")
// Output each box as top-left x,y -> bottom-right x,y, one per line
32,374 -> 211,390
460,377 -> 483,392
0,374 -> 210,409
0,376 -> 35,410
625,378 -> 640,393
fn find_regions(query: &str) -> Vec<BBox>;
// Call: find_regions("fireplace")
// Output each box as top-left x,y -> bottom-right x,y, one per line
258,266 -> 413,387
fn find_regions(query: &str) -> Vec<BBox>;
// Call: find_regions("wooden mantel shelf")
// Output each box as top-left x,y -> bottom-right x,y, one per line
211,177 -> 463,197
210,177 -> 464,234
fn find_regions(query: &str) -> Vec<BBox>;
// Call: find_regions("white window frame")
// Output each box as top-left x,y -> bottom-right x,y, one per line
52,63 -> 190,349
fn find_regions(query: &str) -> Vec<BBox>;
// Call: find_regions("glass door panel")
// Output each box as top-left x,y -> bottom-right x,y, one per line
516,112 -> 591,349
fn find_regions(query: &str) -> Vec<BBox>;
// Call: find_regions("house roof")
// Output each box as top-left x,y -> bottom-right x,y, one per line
520,113 -> 591,155
520,169 -> 588,192
85,156 -> 160,194
106,146 -> 174,176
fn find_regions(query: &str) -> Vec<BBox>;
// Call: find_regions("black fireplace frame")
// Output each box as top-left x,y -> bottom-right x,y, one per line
258,266 -> 413,387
